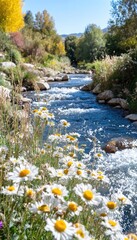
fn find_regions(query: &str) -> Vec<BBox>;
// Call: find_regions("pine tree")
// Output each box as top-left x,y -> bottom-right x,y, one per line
0,0 -> 24,32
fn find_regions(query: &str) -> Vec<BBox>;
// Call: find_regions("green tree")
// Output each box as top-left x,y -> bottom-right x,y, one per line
24,10 -> 34,28
65,35 -> 78,65
34,10 -> 55,36
76,24 -> 106,63
107,0 -> 137,54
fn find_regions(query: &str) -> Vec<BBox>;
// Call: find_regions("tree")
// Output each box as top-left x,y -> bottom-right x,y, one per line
107,0 -> 137,54
24,11 -> 34,28
0,0 -> 24,32
34,10 -> 55,36
65,35 -> 78,65
76,24 -> 106,63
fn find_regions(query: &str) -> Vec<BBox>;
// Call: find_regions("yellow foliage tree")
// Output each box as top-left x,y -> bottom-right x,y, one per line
55,41 -> 66,56
0,0 -> 24,32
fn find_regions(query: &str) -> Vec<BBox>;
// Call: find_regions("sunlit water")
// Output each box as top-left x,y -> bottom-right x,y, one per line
25,74 -> 137,233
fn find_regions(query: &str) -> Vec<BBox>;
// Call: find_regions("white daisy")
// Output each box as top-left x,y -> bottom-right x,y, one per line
102,217 -> 122,235
67,201 -> 82,216
111,192 -> 132,206
29,200 -> 51,214
74,223 -> 91,240
1,184 -> 23,196
7,163 -> 39,182
60,119 -> 70,128
45,218 -> 75,240
74,183 -> 101,206
29,195 -> 60,214
45,184 -> 69,200
102,197 -> 118,212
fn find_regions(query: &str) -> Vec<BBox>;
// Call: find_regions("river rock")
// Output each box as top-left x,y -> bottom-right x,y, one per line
97,90 -> 114,101
62,74 -> 69,81
103,137 -> 136,153
22,63 -> 35,69
125,114 -> 137,121
92,83 -> 102,94
81,83 -> 93,91
36,81 -> 50,90
54,76 -> 62,81
1,62 -> 16,68
108,98 -> 129,109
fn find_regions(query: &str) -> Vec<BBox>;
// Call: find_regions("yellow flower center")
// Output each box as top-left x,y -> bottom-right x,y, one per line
55,133 -> 61,137
68,202 -> 78,212
33,109 -> 38,113
118,197 -> 126,202
97,171 -> 103,174
108,220 -> 117,227
42,107 -> 47,111
19,169 -> 30,177
64,169 -> 69,175
83,190 -> 94,200
77,170 -> 82,175
97,175 -> 104,180
67,161 -> 73,167
76,229 -> 85,238
38,205 -> 50,213
66,135 -> 75,141
77,163 -> 82,167
97,153 -> 102,157
26,189 -> 34,197
107,201 -> 117,209
52,188 -> 62,195
41,149 -> 45,154
54,219 -> 67,232
75,223 -> 80,228
7,186 -> 15,191
63,121 -> 68,126
69,152 -> 74,157
100,213 -> 107,217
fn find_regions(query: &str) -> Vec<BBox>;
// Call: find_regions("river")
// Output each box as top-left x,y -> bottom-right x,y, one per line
25,74 -> 137,233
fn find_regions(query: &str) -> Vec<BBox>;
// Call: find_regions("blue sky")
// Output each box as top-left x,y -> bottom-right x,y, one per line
23,0 -> 112,34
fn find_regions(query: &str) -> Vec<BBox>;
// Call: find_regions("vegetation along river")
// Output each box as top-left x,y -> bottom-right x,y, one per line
26,74 -> 137,232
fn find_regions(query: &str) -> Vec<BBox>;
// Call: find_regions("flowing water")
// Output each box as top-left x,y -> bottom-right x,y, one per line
25,74 -> 137,233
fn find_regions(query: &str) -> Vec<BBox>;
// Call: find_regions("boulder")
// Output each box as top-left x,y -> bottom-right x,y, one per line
97,90 -> 114,101
92,83 -> 102,94
108,98 -> 129,110
21,63 -> 35,69
1,62 -> 16,68
81,84 -> 92,91
36,81 -> 50,90
125,114 -> 137,121
103,137 -> 136,153
62,74 -> 69,81
54,76 -> 62,81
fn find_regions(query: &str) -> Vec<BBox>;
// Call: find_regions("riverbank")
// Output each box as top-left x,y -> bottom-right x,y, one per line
0,73 -> 137,238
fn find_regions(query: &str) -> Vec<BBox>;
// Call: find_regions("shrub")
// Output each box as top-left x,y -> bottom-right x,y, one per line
7,48 -> 22,64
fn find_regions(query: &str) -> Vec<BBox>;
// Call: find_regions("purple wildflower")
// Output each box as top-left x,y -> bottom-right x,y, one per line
0,221 -> 3,229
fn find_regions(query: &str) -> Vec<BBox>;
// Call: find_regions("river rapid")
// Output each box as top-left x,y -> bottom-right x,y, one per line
25,74 -> 137,233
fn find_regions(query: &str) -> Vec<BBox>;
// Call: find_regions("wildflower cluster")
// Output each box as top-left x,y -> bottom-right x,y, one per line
0,107 -> 136,240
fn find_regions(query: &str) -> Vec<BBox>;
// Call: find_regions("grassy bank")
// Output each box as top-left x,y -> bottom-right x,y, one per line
82,49 -> 137,113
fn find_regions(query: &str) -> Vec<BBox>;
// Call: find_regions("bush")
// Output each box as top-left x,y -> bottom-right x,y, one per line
7,48 -> 22,64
